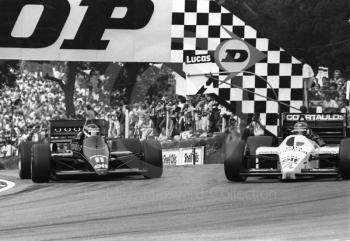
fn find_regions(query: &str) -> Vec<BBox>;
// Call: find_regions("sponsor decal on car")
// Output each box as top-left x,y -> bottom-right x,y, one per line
281,156 -> 299,164
51,127 -> 83,139
90,155 -> 108,164
94,164 -> 108,169
91,155 -> 108,169
285,114 -> 344,121
280,146 -> 309,155
53,127 -> 82,133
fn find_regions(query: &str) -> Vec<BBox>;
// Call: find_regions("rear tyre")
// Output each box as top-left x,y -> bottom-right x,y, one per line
247,136 -> 274,169
141,140 -> 163,178
224,140 -> 247,182
339,138 -> 350,179
31,144 -> 51,183
18,142 -> 35,179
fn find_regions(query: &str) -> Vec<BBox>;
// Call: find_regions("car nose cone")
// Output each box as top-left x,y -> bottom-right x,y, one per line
95,169 -> 108,176
282,170 -> 296,180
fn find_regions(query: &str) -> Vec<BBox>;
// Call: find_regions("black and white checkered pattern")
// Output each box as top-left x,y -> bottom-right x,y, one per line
171,0 -> 304,135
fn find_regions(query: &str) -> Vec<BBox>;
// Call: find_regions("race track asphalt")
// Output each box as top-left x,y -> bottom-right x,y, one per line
0,165 -> 349,241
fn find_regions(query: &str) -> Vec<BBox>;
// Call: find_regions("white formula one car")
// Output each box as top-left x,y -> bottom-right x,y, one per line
225,113 -> 350,181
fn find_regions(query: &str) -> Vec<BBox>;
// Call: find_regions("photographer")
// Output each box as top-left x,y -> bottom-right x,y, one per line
116,106 -> 125,138
245,114 -> 266,137
208,103 -> 221,133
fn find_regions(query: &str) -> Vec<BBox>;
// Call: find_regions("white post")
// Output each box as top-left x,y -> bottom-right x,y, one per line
303,78 -> 309,111
165,111 -> 170,138
222,117 -> 226,133
125,109 -> 129,139
85,88 -> 88,114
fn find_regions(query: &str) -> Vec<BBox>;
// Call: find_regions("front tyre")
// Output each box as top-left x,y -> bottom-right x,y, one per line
141,140 -> 163,179
339,138 -> 350,179
224,140 -> 247,182
31,144 -> 51,183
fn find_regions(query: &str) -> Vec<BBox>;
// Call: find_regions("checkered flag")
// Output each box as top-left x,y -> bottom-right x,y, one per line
171,0 -> 304,135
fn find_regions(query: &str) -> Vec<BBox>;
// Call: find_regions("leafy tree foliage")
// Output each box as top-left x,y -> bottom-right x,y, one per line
0,60 -> 19,88
112,63 -> 150,99
21,61 -> 111,117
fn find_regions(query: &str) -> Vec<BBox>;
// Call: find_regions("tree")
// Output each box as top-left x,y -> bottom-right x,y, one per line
0,60 -> 19,88
112,63 -> 150,101
21,61 -> 151,116
44,62 -> 78,117
22,61 -> 110,117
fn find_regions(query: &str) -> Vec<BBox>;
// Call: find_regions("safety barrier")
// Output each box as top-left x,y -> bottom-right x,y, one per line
162,146 -> 205,166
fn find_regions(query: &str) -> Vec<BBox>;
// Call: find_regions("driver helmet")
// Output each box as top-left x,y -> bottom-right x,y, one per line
84,124 -> 100,137
292,122 -> 309,135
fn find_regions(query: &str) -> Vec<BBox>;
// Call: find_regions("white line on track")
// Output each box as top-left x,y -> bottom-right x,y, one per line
0,179 -> 15,193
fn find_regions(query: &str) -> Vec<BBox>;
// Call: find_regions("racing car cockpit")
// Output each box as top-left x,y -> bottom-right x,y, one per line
69,123 -> 105,154
74,123 -> 103,141
291,121 -> 325,146
83,124 -> 101,137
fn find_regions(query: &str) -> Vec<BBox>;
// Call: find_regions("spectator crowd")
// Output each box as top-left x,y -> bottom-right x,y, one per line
0,70 -> 238,157
309,69 -> 350,115
2,66 -> 348,158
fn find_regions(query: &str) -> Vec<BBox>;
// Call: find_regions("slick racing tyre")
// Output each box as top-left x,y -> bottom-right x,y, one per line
141,140 -> 163,179
18,142 -> 35,179
31,144 -> 51,183
339,138 -> 350,179
246,136 -> 274,169
224,140 -> 247,182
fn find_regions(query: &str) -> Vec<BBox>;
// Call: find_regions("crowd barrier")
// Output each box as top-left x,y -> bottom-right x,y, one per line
162,146 -> 205,166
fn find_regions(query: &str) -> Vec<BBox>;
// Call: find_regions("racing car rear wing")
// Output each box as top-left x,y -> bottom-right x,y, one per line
280,113 -> 347,145
50,119 -> 109,142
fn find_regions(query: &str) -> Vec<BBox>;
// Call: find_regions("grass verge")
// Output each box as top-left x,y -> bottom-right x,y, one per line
0,156 -> 18,170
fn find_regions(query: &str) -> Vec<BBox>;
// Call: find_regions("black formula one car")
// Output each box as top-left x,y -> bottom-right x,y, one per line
18,119 -> 163,183
224,113 -> 350,182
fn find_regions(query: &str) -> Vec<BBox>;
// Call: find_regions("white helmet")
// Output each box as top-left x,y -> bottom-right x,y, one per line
292,122 -> 309,135
84,124 -> 100,137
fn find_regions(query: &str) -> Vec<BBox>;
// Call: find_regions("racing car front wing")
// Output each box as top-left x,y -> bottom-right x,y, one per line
54,168 -> 148,177
239,168 -> 339,178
